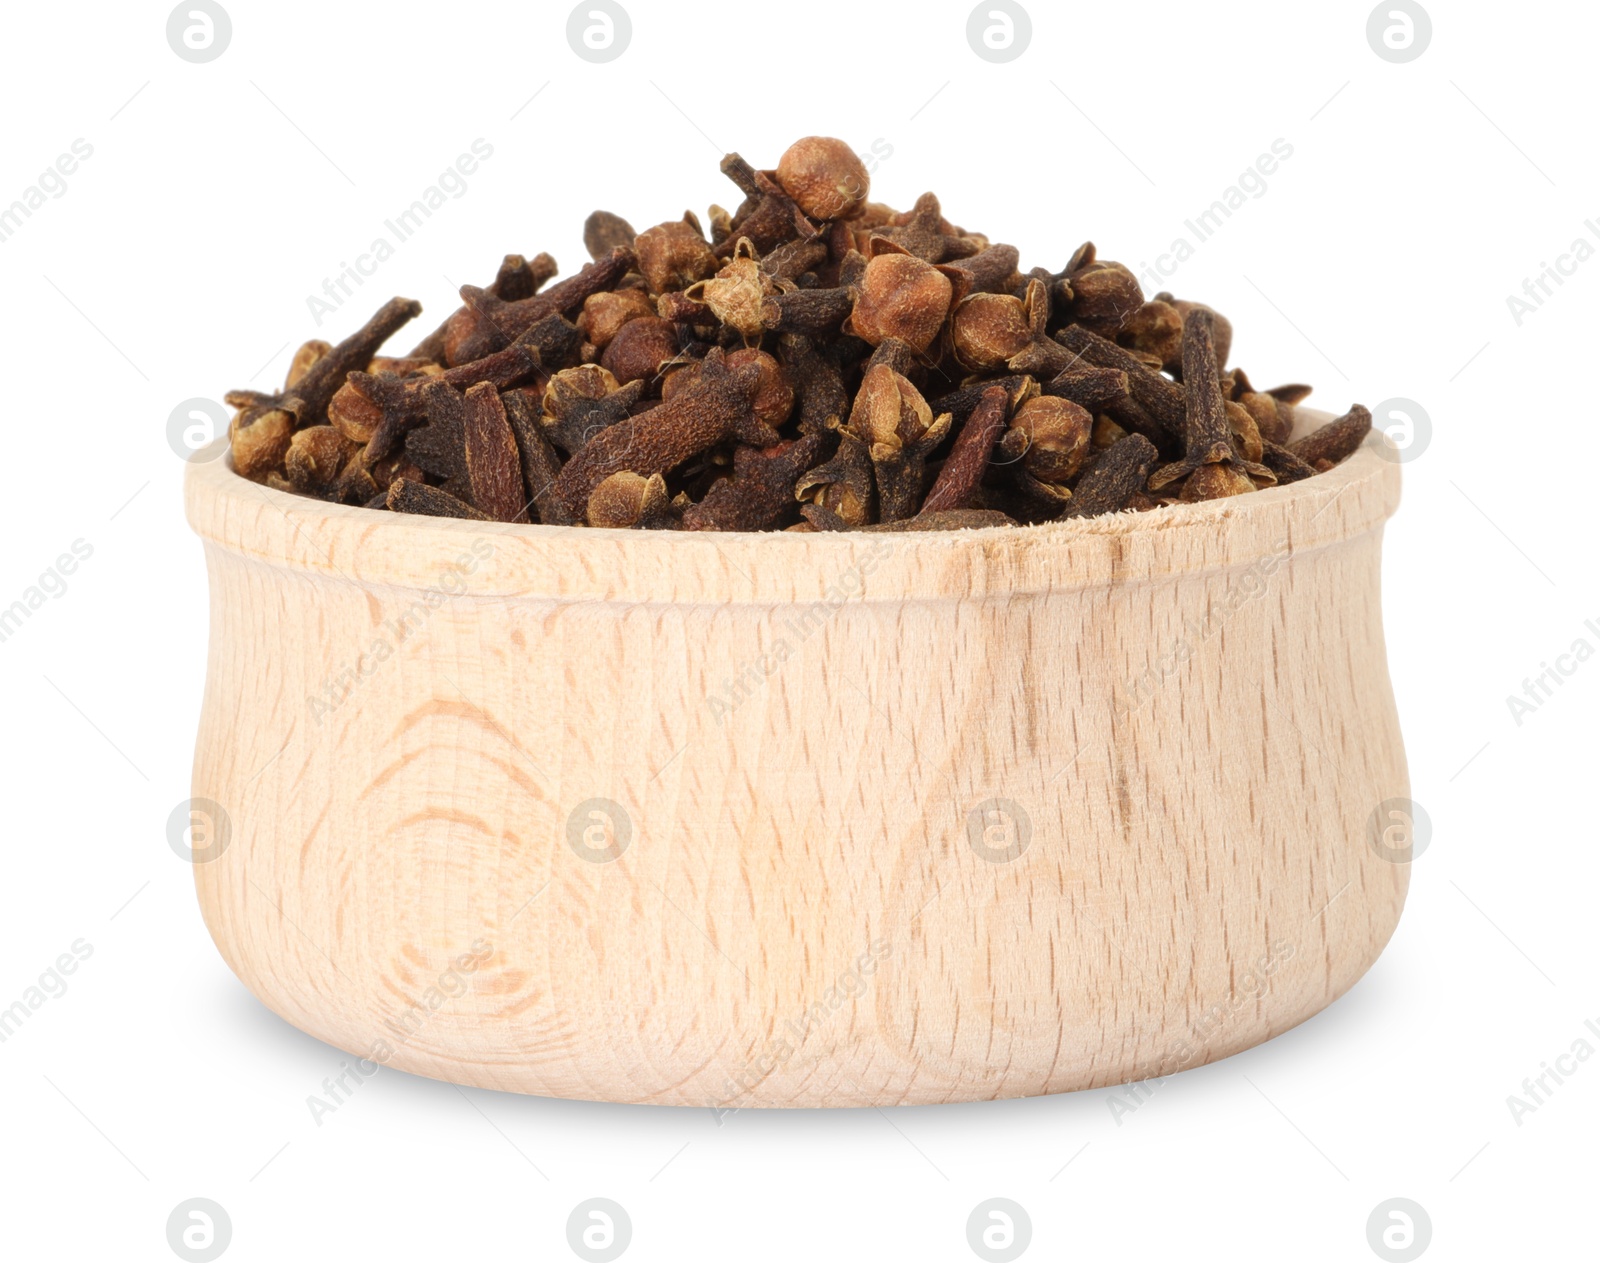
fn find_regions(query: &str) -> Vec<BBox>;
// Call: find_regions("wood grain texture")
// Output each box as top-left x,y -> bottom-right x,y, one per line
183,411 -> 1409,1107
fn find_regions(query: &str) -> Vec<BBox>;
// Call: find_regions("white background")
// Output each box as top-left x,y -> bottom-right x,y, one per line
1,0 -> 1595,1259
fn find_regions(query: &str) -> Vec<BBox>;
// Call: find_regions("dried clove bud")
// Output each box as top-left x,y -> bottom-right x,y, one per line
579,287 -> 657,349
949,292 -> 1032,372
502,388 -> 570,524
634,217 -> 720,297
284,426 -> 357,494
848,246 -> 953,354
775,137 -> 870,221
685,239 -> 773,339
1059,248 -> 1143,337
406,379 -> 474,501
410,256 -> 554,359
778,334 -> 849,436
1289,405 -> 1372,466
387,478 -> 491,520
600,316 -> 682,386
920,385 -> 1009,515
723,348 -> 795,428
844,365 -> 951,521
461,383 -> 530,523
1004,395 -> 1093,488
871,192 -> 959,263
795,422 -> 875,526
584,210 -> 637,261
1062,433 -> 1161,518
1148,308 -> 1274,498
230,404 -> 295,480
587,471 -> 677,529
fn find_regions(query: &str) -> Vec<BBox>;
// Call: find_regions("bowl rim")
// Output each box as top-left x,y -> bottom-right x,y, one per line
185,410 -> 1402,604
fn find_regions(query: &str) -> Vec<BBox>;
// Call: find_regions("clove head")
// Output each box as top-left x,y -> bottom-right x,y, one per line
578,288 -> 656,350
848,250 -> 953,353
723,348 -> 795,429
1062,258 -> 1143,337
586,470 -> 676,529
950,293 -> 1033,372
686,241 -> 772,340
775,136 -> 870,222
1009,396 -> 1092,486
633,218 -> 719,295
230,405 -> 295,480
600,316 -> 683,387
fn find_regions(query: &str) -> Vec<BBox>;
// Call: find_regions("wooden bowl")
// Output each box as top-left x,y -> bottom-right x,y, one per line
183,414 -> 1408,1107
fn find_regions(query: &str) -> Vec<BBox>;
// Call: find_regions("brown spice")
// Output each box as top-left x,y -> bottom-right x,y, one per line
1290,405 -> 1373,466
226,134 -> 1372,534
921,386 -> 1010,515
462,383 -> 529,523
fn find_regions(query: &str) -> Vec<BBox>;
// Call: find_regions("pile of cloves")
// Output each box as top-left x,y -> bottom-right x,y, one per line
226,136 -> 1372,531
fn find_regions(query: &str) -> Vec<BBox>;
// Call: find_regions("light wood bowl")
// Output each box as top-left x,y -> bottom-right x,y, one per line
183,412 -> 1408,1107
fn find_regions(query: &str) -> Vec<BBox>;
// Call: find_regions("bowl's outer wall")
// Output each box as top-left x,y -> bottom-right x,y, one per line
187,437 -> 1408,1106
